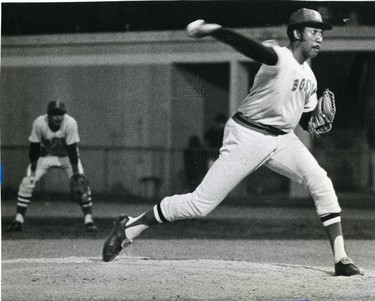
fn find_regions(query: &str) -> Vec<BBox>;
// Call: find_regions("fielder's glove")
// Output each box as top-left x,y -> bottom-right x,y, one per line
308,89 -> 336,138
70,174 -> 90,203
186,19 -> 222,38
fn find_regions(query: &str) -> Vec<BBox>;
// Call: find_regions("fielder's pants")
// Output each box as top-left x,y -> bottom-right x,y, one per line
17,156 -> 84,209
159,118 -> 341,222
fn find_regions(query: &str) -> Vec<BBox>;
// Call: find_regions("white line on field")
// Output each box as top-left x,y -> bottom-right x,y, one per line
2,256 -> 149,264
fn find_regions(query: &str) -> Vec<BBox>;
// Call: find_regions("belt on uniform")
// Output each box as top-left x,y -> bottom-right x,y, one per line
232,112 -> 286,136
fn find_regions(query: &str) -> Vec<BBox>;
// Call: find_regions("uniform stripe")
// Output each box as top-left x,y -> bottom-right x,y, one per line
320,212 -> 340,223
17,197 -> 31,203
157,203 -> 168,223
320,213 -> 341,226
16,202 -> 29,208
153,204 -> 167,223
18,194 -> 31,200
322,216 -> 341,227
153,206 -> 163,223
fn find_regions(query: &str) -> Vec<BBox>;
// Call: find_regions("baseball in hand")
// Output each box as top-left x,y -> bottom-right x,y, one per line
186,19 -> 222,38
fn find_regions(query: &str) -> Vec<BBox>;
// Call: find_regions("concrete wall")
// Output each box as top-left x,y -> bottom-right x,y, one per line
1,64 -> 173,195
2,27 -> 375,198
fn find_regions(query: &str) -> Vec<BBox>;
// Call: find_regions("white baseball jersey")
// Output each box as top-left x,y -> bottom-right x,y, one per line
238,45 -> 318,133
29,114 -> 80,157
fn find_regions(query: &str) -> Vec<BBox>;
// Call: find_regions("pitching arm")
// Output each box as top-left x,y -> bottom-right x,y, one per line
187,20 -> 278,66
212,28 -> 278,66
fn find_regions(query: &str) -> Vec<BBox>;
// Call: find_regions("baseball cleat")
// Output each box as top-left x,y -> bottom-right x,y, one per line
335,257 -> 364,276
102,215 -> 132,262
6,221 -> 23,232
186,19 -> 222,38
85,222 -> 98,232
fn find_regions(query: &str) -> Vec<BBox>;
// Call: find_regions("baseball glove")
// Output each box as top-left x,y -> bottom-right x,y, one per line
308,89 -> 336,138
70,174 -> 90,203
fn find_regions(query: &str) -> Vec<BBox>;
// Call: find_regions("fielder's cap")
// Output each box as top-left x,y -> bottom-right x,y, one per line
288,8 -> 332,30
47,100 -> 66,115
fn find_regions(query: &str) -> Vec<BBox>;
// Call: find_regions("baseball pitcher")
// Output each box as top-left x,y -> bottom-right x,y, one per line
102,8 -> 362,276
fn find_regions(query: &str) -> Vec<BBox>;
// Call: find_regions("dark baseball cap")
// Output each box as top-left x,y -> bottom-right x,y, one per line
47,100 -> 66,115
288,8 -> 332,30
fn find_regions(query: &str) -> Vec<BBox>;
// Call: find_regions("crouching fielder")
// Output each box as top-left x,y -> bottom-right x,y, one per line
102,8 -> 363,276
7,100 -> 97,232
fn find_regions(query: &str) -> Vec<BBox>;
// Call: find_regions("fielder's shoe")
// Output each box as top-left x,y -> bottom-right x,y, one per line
85,222 -> 98,232
186,19 -> 222,38
6,221 -> 23,232
102,215 -> 132,262
335,257 -> 364,276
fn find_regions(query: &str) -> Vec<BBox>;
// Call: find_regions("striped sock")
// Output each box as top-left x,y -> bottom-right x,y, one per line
320,212 -> 341,227
153,204 -> 168,223
320,213 -> 348,263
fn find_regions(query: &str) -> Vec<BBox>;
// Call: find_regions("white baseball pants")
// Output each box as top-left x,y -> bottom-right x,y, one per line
160,118 -> 341,221
18,155 -> 84,201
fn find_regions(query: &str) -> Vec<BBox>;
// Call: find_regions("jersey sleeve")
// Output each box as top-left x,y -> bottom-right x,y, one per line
65,118 -> 80,145
28,118 -> 42,143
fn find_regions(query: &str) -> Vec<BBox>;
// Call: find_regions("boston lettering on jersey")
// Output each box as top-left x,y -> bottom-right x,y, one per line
291,78 -> 316,94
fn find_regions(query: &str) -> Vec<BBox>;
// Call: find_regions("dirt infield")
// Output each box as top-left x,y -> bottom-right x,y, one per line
2,255 -> 374,301
2,239 -> 375,301
2,199 -> 375,300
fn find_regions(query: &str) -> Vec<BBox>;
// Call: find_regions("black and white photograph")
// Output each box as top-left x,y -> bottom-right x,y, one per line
1,1 -> 375,300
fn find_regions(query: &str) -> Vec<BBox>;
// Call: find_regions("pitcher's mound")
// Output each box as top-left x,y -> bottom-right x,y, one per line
2,257 -> 373,300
